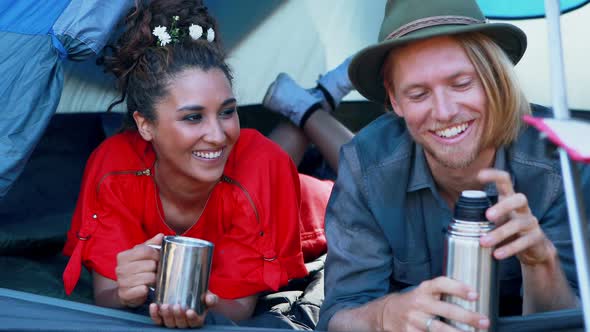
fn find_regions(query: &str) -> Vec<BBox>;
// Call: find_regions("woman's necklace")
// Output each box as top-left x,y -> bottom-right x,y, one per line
152,161 -> 218,234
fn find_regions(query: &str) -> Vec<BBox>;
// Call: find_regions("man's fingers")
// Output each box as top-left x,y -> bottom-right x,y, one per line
494,227 -> 545,260
477,168 -> 514,197
421,277 -> 477,301
480,214 -> 533,248
427,317 -> 473,332
487,193 -> 530,221
426,299 -> 490,330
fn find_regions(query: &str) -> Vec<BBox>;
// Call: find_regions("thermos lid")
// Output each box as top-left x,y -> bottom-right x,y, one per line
454,190 -> 492,221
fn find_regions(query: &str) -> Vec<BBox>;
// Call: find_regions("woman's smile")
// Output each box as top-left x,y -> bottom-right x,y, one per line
192,148 -> 224,161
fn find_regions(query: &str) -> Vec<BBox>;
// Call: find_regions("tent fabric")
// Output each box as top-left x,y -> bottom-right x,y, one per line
0,31 -> 65,200
0,1 -> 132,200
0,250 -> 327,330
0,287 -> 584,332
0,113 -> 105,256
52,1 -> 134,56
0,255 -> 94,304
0,0 -> 71,35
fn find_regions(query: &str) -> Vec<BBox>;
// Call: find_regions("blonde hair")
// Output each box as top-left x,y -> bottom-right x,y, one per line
455,32 -> 530,148
382,32 -> 530,148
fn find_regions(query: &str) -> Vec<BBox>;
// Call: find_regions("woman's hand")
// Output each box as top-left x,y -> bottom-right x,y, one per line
149,292 -> 219,328
381,276 -> 489,331
115,233 -> 164,307
477,169 -> 556,266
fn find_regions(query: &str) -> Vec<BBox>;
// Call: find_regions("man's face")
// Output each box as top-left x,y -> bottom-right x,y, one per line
385,36 -> 488,169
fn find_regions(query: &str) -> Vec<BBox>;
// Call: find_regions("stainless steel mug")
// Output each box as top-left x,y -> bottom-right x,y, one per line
149,236 -> 214,315
443,190 -> 499,332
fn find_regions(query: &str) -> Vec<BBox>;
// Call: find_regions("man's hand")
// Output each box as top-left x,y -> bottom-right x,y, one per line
115,233 -> 163,307
477,169 -> 557,266
381,277 -> 489,331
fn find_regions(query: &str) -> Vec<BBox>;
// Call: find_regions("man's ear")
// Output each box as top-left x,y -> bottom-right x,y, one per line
385,87 -> 403,118
133,111 -> 154,141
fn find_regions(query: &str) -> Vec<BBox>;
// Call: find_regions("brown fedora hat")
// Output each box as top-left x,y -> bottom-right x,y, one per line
349,0 -> 527,104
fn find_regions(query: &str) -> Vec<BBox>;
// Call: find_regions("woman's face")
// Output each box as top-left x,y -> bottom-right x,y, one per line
138,67 -> 239,185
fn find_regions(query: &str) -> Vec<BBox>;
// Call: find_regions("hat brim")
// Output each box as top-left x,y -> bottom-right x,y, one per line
349,23 -> 527,105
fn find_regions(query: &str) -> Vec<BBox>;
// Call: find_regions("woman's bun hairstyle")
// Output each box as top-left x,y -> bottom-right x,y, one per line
102,0 -> 232,129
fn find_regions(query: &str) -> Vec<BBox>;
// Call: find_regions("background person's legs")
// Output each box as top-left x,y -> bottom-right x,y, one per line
265,57 -> 355,173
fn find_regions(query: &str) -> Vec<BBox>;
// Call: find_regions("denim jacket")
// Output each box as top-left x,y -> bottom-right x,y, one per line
318,105 -> 588,330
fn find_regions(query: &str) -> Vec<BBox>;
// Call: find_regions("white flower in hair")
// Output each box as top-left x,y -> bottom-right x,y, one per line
189,24 -> 204,40
153,26 -> 167,38
152,25 -> 172,46
206,27 -> 215,42
158,32 -> 172,46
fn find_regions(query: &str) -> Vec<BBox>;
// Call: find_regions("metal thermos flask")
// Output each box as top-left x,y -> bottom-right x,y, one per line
443,190 -> 499,332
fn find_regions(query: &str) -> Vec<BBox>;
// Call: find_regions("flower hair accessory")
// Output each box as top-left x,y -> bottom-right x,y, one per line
153,26 -> 172,46
189,24 -> 215,42
189,24 -> 203,40
152,16 -> 216,47
206,27 -> 215,42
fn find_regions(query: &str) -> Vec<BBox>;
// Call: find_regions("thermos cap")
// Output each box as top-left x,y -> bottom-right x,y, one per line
454,190 -> 492,221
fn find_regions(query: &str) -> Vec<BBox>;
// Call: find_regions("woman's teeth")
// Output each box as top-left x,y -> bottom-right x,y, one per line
435,123 -> 469,138
193,150 -> 222,159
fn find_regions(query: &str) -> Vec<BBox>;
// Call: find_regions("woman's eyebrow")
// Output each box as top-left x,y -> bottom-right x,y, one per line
221,98 -> 237,106
177,98 -> 236,112
177,104 -> 204,112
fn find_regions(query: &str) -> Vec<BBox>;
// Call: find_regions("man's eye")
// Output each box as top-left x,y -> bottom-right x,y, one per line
453,79 -> 472,89
408,92 -> 427,101
183,114 -> 202,122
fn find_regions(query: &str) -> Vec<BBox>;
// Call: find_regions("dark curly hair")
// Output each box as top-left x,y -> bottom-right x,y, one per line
103,0 -> 233,130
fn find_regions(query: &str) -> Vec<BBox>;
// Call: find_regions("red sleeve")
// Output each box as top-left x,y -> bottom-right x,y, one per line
62,133 -> 153,295
208,130 -> 308,299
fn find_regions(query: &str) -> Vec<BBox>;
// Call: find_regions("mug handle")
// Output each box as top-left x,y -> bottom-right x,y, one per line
146,244 -> 161,292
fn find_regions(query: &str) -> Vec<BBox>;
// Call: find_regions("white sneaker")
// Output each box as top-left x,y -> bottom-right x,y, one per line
263,73 -> 322,127
316,56 -> 354,111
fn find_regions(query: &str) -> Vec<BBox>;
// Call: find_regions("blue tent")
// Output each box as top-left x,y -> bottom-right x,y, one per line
0,0 -> 133,199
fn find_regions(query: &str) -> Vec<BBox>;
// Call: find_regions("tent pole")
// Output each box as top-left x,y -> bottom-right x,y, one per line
544,0 -> 590,330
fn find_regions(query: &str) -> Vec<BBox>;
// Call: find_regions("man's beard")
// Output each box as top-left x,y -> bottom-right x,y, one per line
423,143 -> 479,169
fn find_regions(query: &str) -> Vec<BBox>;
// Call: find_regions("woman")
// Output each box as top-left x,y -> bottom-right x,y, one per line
62,0 -> 332,328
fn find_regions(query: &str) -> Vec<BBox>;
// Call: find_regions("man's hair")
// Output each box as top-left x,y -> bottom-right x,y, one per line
382,32 -> 530,148
456,32 -> 530,148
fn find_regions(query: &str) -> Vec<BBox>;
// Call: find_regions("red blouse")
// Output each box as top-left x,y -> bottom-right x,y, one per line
63,129 -> 331,299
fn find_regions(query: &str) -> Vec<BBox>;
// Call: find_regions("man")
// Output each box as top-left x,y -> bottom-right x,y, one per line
318,0 -> 587,331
